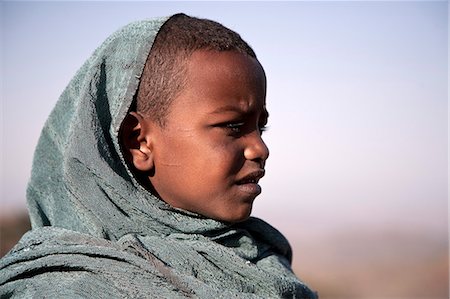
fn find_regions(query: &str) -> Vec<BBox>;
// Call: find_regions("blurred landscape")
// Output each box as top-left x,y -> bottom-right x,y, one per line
1,208 -> 447,299
0,209 -> 31,257
292,229 -> 448,299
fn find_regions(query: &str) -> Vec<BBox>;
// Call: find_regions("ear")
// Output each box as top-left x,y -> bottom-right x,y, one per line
120,112 -> 154,172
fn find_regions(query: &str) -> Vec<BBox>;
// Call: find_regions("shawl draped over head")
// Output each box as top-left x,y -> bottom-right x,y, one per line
0,15 -> 317,298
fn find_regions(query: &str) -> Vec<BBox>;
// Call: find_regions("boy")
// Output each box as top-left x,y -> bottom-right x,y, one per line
0,13 -> 317,298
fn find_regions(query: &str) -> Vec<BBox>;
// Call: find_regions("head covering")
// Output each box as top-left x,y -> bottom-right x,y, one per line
0,15 -> 317,298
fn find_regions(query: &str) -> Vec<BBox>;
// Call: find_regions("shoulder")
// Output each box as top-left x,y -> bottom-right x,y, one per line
0,227 -> 192,298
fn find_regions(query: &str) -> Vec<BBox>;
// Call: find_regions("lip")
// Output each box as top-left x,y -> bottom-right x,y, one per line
236,169 -> 265,185
236,182 -> 262,195
235,169 -> 265,195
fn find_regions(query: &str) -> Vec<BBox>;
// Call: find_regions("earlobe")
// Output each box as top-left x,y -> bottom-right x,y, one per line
120,112 -> 154,172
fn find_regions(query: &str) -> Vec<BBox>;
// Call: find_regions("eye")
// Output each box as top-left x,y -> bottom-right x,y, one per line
225,122 -> 245,135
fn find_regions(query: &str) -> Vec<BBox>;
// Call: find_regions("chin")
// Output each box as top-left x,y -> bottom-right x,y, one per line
220,206 -> 253,224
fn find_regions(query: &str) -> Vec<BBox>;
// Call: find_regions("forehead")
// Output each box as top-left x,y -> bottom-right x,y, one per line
186,50 -> 265,85
177,50 -> 267,114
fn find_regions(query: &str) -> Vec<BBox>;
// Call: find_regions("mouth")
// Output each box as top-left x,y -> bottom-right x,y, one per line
236,169 -> 265,184
236,170 -> 265,195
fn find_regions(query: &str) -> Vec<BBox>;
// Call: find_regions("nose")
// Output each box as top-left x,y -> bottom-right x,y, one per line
243,132 -> 269,163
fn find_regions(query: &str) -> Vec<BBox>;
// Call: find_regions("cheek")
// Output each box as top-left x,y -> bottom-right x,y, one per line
181,136 -> 244,178
157,132 -> 244,186
208,140 -> 244,175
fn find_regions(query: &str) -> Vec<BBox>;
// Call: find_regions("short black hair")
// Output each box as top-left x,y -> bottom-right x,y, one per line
136,13 -> 257,126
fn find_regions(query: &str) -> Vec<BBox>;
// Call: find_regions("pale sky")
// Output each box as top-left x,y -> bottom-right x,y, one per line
1,2 -> 448,240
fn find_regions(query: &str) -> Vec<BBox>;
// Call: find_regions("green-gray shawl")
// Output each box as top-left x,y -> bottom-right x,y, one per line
0,16 -> 317,299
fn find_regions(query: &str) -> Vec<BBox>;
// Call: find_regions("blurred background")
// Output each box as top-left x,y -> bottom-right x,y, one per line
1,2 -> 448,298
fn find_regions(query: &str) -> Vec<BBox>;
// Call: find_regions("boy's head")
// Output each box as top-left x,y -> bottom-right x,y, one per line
135,13 -> 257,126
121,14 -> 269,223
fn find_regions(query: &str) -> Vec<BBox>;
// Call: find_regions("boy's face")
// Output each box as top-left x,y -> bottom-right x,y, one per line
145,50 -> 269,223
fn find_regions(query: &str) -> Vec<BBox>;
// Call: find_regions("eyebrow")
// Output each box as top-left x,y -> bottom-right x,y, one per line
209,105 -> 269,118
209,105 -> 247,115
209,105 -> 270,124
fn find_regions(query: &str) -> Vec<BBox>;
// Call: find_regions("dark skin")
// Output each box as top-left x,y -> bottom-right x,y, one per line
121,50 -> 269,223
